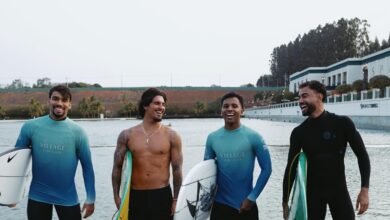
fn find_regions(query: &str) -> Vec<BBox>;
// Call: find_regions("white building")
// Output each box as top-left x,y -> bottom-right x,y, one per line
289,47 -> 390,93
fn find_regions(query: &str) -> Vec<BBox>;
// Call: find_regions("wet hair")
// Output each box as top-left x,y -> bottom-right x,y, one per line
299,80 -> 326,102
138,88 -> 167,117
221,92 -> 244,108
49,85 -> 72,101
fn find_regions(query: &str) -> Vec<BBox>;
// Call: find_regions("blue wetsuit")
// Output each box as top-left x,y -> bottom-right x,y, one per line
204,125 -> 272,211
15,115 -> 95,206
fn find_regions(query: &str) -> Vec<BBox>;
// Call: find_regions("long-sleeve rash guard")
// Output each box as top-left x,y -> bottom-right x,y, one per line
15,115 -> 96,206
282,111 -> 370,204
204,125 -> 272,210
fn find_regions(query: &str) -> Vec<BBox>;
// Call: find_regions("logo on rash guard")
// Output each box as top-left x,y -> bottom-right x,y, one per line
219,152 -> 247,161
40,143 -> 65,154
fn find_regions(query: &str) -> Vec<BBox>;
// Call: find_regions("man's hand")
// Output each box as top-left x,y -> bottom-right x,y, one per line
239,198 -> 254,213
114,196 -> 121,210
170,199 -> 177,216
282,202 -> 289,220
356,187 -> 369,215
81,203 -> 95,218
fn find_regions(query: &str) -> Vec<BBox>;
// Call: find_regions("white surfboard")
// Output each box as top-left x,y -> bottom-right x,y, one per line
174,159 -> 217,220
0,148 -> 32,206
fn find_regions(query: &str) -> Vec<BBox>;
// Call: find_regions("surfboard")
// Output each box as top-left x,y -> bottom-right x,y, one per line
115,151 -> 132,220
174,159 -> 217,220
288,152 -> 308,220
0,147 -> 32,206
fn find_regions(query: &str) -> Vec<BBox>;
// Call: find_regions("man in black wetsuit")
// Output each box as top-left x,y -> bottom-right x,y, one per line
282,80 -> 370,220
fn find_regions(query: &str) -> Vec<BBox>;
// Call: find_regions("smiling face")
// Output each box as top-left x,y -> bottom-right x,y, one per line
298,86 -> 324,117
221,97 -> 243,130
144,95 -> 165,122
48,91 -> 71,120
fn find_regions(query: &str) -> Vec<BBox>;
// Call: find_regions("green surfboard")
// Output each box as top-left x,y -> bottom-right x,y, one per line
115,151 -> 132,220
288,152 -> 308,220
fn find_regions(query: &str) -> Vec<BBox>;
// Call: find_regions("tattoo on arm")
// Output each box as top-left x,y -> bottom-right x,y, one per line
112,130 -> 128,199
170,130 -> 183,199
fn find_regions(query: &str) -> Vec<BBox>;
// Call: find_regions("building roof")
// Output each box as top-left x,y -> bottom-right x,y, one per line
290,47 -> 390,81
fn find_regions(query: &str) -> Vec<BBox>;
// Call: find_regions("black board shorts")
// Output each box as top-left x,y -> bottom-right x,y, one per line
129,185 -> 173,220
210,201 -> 259,220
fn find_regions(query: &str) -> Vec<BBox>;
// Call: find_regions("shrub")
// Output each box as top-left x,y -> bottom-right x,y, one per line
369,75 -> 390,89
335,84 -> 353,94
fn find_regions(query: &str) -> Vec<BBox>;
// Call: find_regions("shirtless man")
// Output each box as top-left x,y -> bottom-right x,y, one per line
112,88 -> 183,220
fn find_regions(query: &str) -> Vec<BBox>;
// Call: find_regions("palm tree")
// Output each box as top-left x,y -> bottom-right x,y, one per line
28,98 -> 44,118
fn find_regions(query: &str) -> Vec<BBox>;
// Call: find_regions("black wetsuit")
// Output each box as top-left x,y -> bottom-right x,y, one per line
128,185 -> 173,220
282,111 -> 370,220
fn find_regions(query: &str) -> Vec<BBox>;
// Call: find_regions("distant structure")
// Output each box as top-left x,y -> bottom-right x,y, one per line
289,47 -> 390,93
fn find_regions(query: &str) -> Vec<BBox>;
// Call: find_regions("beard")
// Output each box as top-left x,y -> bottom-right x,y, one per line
153,116 -> 163,122
301,103 -> 316,116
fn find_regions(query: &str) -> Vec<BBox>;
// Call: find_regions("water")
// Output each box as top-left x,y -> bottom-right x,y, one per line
1,118 -> 389,219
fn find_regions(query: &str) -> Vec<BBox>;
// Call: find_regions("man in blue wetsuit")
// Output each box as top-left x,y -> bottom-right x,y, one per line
204,92 -> 272,220
14,85 -> 96,220
282,80 -> 370,220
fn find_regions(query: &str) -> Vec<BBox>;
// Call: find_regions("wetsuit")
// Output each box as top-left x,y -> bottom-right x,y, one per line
15,115 -> 95,220
204,125 -> 272,220
128,185 -> 173,220
282,111 -> 370,220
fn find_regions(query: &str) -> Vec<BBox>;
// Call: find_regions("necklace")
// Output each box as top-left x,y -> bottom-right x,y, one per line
142,123 -> 162,144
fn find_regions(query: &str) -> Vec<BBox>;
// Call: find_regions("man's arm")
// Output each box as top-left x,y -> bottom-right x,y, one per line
111,130 -> 128,210
344,117 -> 370,215
170,129 -> 183,215
15,123 -> 31,148
77,129 -> 96,218
203,134 -> 216,160
248,145 -> 272,201
241,135 -> 272,212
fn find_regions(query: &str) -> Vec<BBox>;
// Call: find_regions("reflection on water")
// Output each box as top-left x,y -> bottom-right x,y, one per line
0,118 -> 389,219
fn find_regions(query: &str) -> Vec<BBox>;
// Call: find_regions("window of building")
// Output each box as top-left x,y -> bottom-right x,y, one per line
328,77 -> 331,86
337,73 -> 341,85
332,75 -> 336,86
342,72 -> 347,84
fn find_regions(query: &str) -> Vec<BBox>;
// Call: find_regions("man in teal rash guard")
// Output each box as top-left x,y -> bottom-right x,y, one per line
14,85 -> 96,220
204,92 -> 272,220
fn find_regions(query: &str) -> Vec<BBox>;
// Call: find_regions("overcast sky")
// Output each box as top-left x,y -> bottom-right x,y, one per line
0,0 -> 389,87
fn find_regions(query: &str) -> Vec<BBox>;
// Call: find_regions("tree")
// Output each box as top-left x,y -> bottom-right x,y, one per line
28,98 -> 44,118
78,97 -> 91,118
67,82 -> 102,88
194,101 -> 206,115
206,99 -> 221,115
368,38 -> 381,54
90,100 -> 105,118
0,105 -> 6,119
78,96 -> 104,118
240,83 -> 255,87
118,94 -> 136,117
283,91 -> 295,101
256,75 -> 277,87
7,79 -> 26,89
33,77 -> 52,88
264,17 -> 374,86
119,102 -> 136,117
